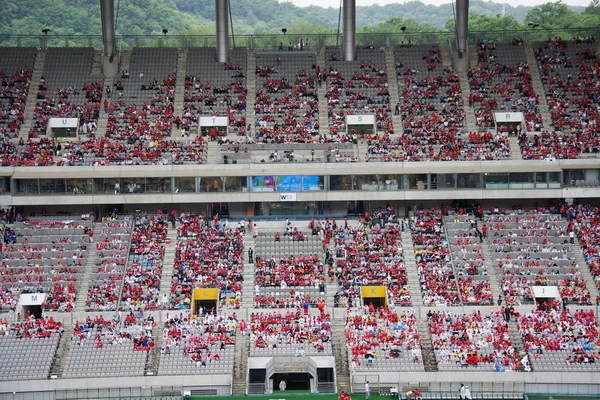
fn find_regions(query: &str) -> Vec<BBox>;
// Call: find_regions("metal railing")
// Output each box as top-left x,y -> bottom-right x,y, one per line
1,27 -> 599,50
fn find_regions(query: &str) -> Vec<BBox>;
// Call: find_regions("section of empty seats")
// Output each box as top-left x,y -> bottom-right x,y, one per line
517,310 -> 600,371
0,47 -> 36,138
325,48 -> 393,135
571,204 -> 600,295
485,208 -> 591,305
63,314 -> 152,378
253,53 -> 319,143
169,213 -> 244,310
332,210 -> 410,308
523,37 -> 600,160
30,48 -> 102,138
345,308 -> 424,372
429,310 -> 521,371
183,48 -> 247,136
86,218 -> 133,311
468,42 -> 543,134
249,310 -> 332,356
254,226 -> 325,308
1,217 -> 94,311
159,313 -> 237,375
445,214 -> 493,305
0,316 -> 63,381
410,209 -> 461,306
384,45 -> 509,162
119,214 -> 168,311
218,141 -> 358,164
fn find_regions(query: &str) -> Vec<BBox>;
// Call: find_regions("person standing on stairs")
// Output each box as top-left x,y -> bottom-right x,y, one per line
248,247 -> 254,264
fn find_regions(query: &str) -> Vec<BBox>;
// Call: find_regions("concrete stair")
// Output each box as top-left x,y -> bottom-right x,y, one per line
158,229 -> 178,305
241,235 -> 256,308
416,321 -> 438,372
48,325 -> 73,378
207,141 -> 219,164
316,50 -> 329,137
20,50 -> 46,137
384,48 -> 403,135
332,326 -> 351,393
524,46 -> 553,130
571,237 -> 599,302
94,76 -> 113,137
456,71 -> 478,133
173,49 -> 189,134
144,326 -> 162,376
401,231 -> 424,307
119,50 -> 131,75
508,135 -> 523,160
232,332 -> 249,395
507,321 -> 529,370
91,50 -> 103,76
74,225 -> 103,311
245,51 -> 256,138
439,47 -> 453,69
480,240 -> 502,304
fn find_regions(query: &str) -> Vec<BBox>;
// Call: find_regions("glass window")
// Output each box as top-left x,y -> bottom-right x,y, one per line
330,175 -> 354,191
95,178 -> 121,194
200,177 -> 223,192
484,173 -> 509,189
17,179 -> 39,194
39,179 -> 65,194
510,172 -> 535,189
251,176 -> 276,192
549,172 -> 561,188
0,178 -> 7,195
436,174 -> 456,189
275,176 -> 301,192
123,178 -> 145,194
174,177 -> 196,193
66,178 -> 92,194
457,173 -> 481,189
224,176 -> 247,192
146,177 -> 170,193
407,174 -> 428,190
356,175 -> 380,191
535,172 -> 548,189
379,174 -> 401,190
302,176 -> 324,191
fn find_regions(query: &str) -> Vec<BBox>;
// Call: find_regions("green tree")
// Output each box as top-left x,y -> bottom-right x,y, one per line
585,0 -> 600,15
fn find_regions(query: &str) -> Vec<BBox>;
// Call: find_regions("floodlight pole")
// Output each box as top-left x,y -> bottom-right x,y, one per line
215,0 -> 230,63
452,0 -> 470,72
343,0 -> 356,61
100,0 -> 119,77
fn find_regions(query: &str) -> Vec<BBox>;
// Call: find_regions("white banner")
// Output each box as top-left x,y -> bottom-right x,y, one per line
279,193 -> 297,201
48,118 -> 79,129
346,114 -> 375,125
199,116 -> 228,127
494,112 -> 524,123
18,293 -> 46,306
531,286 -> 559,298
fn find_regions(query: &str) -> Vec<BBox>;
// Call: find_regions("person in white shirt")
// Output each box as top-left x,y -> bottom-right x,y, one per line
365,381 -> 370,400
279,380 -> 286,391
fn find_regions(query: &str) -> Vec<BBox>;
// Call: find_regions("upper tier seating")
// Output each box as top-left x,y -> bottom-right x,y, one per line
170,214 -> 244,310
484,208 -> 591,306
1,217 -> 94,311
63,314 -> 151,378
249,310 -> 332,356
119,214 -> 168,311
469,42 -> 544,135
332,210 -> 410,307
518,310 -> 600,371
86,217 -> 133,311
159,312 -> 237,375
0,316 -> 63,381
30,48 -> 102,138
521,37 -> 600,160
253,54 -> 319,143
183,48 -> 247,136
345,308 -> 424,372
0,47 -> 37,138
325,48 -> 393,136
410,209 -> 460,306
445,214 -> 493,305
429,310 -> 520,371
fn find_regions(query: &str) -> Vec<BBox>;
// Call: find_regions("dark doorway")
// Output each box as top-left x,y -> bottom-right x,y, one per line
363,297 -> 386,308
272,372 -> 312,392
195,299 -> 217,316
23,304 -> 43,319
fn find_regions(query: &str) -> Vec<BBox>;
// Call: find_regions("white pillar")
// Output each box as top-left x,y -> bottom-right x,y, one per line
215,0 -> 230,63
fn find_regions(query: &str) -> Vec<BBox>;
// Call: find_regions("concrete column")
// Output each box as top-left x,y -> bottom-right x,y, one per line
100,0 -> 118,77
452,0 -> 470,72
215,0 -> 230,63
343,0 -> 356,62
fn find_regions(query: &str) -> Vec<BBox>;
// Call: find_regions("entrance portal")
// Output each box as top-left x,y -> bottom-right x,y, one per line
271,372 -> 312,392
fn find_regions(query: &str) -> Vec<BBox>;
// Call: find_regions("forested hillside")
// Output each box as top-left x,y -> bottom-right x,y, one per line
0,0 -> 597,37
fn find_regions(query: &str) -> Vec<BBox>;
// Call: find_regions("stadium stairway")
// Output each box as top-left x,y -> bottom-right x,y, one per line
416,320 -> 438,372
316,50 -> 329,137
20,49 -> 47,137
48,324 -> 74,378
507,320 -> 529,370
524,46 -> 553,130
119,50 -> 132,75
158,228 -> 178,304
400,231 -> 424,307
332,325 -> 351,394
572,236 -> 599,300
508,135 -> 523,160
384,48 -> 403,135
96,77 -> 113,136
92,50 -> 103,76
241,234 -> 257,309
245,51 -> 257,137
207,141 -> 219,163
144,325 -> 162,376
74,229 -> 100,311
480,239 -> 503,304
173,49 -> 188,134
232,331 -> 249,394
